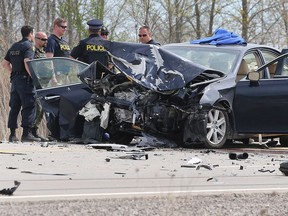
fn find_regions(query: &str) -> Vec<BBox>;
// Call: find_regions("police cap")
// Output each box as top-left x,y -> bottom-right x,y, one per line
87,19 -> 103,30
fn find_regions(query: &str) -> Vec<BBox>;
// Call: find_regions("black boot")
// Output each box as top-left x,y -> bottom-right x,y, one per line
21,127 -> 41,142
9,128 -> 19,142
31,127 -> 49,142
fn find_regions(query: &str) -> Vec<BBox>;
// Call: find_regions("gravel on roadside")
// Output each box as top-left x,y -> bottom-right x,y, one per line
1,191 -> 288,216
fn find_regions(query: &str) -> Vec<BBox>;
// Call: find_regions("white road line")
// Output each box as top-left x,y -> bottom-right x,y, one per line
1,188 -> 288,200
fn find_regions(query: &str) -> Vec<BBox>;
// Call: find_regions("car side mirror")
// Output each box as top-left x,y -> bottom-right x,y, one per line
247,71 -> 260,82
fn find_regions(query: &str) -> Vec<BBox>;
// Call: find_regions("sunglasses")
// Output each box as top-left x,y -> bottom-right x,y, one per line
36,37 -> 48,42
59,25 -> 67,29
138,34 -> 147,37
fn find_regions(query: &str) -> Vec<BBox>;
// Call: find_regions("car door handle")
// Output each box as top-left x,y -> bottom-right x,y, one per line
44,95 -> 60,101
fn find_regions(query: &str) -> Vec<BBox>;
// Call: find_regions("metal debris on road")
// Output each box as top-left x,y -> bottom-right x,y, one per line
196,164 -> 212,170
87,144 -> 128,151
181,164 -> 197,168
207,177 -> 218,182
229,152 -> 249,160
21,171 -> 73,176
40,142 -> 49,147
258,169 -> 275,173
116,152 -> 148,160
6,167 -> 18,170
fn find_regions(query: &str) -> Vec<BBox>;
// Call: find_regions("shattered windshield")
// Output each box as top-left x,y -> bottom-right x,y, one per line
162,45 -> 239,74
27,57 -> 88,89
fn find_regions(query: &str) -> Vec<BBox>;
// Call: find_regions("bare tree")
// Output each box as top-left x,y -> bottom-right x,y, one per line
20,0 -> 33,24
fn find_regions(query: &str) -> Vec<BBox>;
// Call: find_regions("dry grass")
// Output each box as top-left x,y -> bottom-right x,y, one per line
0,67 -> 47,141
0,67 -> 10,140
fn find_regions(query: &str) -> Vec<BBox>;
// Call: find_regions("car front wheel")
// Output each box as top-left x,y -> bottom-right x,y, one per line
203,105 -> 229,149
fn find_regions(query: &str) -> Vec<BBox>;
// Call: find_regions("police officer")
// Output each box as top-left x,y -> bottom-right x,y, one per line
71,19 -> 110,142
45,17 -> 71,85
100,26 -> 109,40
138,25 -> 161,46
1,25 -> 41,142
70,19 -> 109,65
45,17 -> 70,57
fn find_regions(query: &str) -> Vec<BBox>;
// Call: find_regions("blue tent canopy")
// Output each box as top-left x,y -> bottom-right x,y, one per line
191,28 -> 247,45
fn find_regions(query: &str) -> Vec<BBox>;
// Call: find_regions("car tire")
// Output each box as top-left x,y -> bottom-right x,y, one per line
203,104 -> 229,149
279,136 -> 288,147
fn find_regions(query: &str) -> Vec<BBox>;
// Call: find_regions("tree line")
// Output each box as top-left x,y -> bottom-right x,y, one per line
0,0 -> 288,57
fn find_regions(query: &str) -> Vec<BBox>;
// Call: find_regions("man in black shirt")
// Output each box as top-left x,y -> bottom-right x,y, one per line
2,25 -> 41,142
45,17 -> 70,58
138,25 -> 161,46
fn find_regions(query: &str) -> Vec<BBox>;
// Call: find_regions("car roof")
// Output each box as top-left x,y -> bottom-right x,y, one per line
162,42 -> 277,52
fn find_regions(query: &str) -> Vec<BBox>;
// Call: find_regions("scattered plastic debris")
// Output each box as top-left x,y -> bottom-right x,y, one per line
87,143 -> 128,150
207,177 -> 218,182
0,181 -> 21,196
229,152 -> 249,160
21,171 -> 73,176
258,168 -> 275,173
114,172 -> 126,177
6,167 -> 18,170
181,164 -> 197,168
116,152 -> 148,160
181,157 -> 202,168
41,142 -> 49,147
196,164 -> 212,170
187,157 -> 202,165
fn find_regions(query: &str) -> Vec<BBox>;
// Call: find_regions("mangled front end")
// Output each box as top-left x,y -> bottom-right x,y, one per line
78,41 -> 224,145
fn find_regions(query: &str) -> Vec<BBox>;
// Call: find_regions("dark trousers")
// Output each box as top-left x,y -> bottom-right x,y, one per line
8,74 -> 36,129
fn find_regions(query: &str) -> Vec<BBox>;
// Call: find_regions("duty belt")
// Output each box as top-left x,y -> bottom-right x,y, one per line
12,71 -> 27,75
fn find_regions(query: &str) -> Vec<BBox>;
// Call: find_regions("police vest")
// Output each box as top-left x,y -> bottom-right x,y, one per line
83,41 -> 108,66
51,35 -> 70,57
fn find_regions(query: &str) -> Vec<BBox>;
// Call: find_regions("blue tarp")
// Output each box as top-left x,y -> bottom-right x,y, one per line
191,28 -> 247,45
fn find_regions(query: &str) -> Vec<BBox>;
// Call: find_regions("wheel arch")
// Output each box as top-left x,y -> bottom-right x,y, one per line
214,99 -> 235,140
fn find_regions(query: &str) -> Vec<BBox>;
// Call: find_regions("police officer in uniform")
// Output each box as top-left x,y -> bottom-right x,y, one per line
1,25 -> 41,142
45,17 -> 71,86
71,19 -> 110,142
45,17 -> 70,57
70,19 -> 109,66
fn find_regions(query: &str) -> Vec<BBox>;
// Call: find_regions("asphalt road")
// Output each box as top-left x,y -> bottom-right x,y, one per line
1,141 -> 288,215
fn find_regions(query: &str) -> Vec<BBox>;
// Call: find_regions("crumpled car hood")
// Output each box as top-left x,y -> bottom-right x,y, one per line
79,41 -> 224,92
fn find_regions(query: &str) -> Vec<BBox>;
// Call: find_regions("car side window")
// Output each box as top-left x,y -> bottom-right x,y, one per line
243,53 -> 260,71
28,58 -> 88,89
244,52 -> 271,79
236,53 -> 261,82
262,51 -> 279,78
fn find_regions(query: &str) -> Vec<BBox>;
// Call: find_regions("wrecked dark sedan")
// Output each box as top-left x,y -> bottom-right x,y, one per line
27,37 -> 288,148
